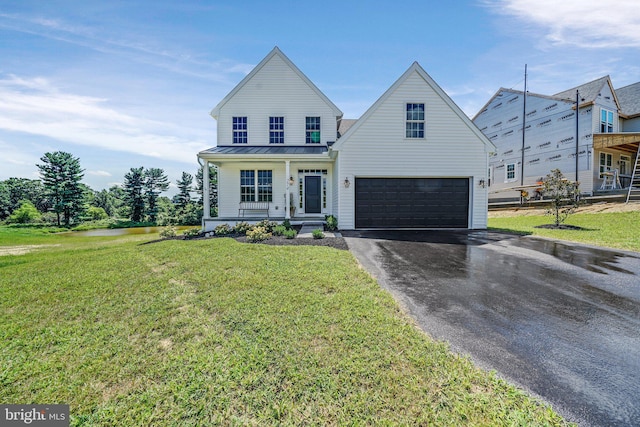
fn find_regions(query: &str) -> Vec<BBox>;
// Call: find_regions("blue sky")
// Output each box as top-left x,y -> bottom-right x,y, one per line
1,0 -> 639,194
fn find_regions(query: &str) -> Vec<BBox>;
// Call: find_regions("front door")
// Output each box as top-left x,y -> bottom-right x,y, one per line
304,176 -> 321,213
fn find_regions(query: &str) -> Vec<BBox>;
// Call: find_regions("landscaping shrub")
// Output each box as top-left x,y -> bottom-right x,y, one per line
159,226 -> 177,238
272,225 -> 287,236
312,228 -> 324,239
283,228 -> 297,239
182,228 -> 201,238
282,219 -> 292,230
214,223 -> 232,235
256,219 -> 278,232
325,215 -> 338,231
234,221 -> 252,234
246,226 -> 271,242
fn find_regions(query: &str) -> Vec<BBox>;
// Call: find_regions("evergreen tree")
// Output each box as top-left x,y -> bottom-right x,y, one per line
123,167 -> 145,222
144,167 -> 169,223
174,172 -> 193,209
36,151 -> 85,226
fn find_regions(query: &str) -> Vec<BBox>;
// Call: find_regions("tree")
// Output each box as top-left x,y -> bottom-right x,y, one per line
123,167 -> 146,222
144,167 -> 169,223
8,201 -> 41,224
174,172 -> 193,209
542,169 -> 581,226
0,178 -> 50,220
36,151 -> 85,226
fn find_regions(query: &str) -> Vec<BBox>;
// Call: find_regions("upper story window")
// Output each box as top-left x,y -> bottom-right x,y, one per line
600,108 -> 614,133
233,117 -> 247,144
269,117 -> 284,144
406,103 -> 425,138
505,163 -> 517,182
306,117 -> 321,144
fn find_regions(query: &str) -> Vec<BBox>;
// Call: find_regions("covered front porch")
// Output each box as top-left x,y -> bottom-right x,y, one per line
197,145 -> 335,232
592,132 -> 640,192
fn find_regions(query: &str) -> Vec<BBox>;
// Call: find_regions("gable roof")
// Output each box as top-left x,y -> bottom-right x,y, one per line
553,75 -> 620,109
616,82 -> 640,118
332,62 -> 495,151
210,46 -> 342,119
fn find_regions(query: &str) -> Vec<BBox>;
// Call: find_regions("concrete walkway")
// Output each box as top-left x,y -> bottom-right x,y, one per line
296,222 -> 341,238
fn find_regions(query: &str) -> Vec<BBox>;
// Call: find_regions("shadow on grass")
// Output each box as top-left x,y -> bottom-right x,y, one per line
486,227 -> 533,236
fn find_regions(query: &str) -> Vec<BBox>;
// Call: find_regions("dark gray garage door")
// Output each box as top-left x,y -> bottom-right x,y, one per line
355,178 -> 469,228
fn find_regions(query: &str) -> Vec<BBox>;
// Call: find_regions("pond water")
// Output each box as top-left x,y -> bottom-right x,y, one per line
67,226 -> 198,237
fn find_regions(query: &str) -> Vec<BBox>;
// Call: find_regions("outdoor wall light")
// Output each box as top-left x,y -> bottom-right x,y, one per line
288,176 -> 295,186
343,177 -> 350,188
479,179 -> 486,188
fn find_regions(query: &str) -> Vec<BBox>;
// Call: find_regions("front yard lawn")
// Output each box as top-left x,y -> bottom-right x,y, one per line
0,229 -> 570,426
488,210 -> 640,252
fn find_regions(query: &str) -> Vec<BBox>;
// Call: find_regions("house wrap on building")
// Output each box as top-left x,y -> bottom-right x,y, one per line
198,47 -> 495,231
473,76 -> 640,202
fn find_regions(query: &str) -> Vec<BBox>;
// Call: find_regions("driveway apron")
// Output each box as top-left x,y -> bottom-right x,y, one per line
343,230 -> 640,427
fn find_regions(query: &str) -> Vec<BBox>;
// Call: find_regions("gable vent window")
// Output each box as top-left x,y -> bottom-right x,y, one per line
406,103 -> 425,138
305,117 -> 321,144
269,116 -> 284,144
233,117 -> 247,144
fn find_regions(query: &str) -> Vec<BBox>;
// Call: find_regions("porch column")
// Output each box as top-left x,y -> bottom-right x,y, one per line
285,160 -> 291,220
202,160 -> 210,220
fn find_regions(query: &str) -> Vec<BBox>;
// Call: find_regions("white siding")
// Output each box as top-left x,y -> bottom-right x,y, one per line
335,71 -> 490,229
216,55 -> 338,146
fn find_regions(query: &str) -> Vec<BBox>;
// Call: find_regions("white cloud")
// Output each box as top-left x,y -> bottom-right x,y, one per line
487,0 -> 640,48
0,75 -> 209,164
88,170 -> 112,177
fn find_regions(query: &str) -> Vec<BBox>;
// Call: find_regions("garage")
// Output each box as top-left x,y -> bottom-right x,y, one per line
355,178 -> 470,228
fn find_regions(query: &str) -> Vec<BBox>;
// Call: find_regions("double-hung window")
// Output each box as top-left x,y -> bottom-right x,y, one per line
505,163 -> 517,182
406,103 -> 425,138
240,170 -> 272,202
269,117 -> 284,144
305,117 -> 321,144
599,153 -> 612,178
600,109 -> 614,133
233,117 -> 247,144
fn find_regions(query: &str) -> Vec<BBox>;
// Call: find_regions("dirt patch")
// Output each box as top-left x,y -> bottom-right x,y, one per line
0,244 -> 60,256
489,202 -> 640,218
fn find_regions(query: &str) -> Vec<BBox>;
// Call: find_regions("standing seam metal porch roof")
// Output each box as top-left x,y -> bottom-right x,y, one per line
199,145 -> 329,156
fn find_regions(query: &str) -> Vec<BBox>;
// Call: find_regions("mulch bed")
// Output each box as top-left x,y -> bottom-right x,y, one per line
534,224 -> 585,230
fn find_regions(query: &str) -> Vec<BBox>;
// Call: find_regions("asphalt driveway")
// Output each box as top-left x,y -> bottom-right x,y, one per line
342,230 -> 640,427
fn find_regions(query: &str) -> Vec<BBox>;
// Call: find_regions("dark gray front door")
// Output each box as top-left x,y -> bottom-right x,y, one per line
304,176 -> 322,213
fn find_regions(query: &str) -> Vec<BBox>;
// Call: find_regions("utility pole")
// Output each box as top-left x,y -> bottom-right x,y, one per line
520,65 -> 527,204
575,90 -> 580,183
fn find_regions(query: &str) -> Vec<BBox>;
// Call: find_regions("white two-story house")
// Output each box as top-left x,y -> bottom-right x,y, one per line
473,76 -> 640,202
198,47 -> 494,230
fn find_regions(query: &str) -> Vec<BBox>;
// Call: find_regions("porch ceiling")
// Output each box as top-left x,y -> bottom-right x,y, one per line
593,133 -> 640,154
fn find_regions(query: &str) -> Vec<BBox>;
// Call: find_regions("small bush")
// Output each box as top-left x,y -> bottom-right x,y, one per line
325,215 -> 338,231
283,229 -> 297,239
256,219 -> 278,232
159,226 -> 177,239
272,225 -> 287,236
246,226 -> 271,242
282,219 -> 292,230
214,223 -> 232,235
182,228 -> 201,238
8,201 -> 41,224
312,229 -> 324,239
234,221 -> 252,234
86,206 -> 109,221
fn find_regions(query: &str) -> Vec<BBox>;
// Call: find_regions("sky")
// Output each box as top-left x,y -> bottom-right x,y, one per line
1,0 -> 639,194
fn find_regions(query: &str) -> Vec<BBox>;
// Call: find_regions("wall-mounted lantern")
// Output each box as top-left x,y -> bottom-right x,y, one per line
343,177 -> 350,188
479,179 -> 486,188
288,176 -> 295,186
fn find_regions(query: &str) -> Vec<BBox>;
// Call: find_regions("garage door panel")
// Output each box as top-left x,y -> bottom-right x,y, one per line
355,178 -> 469,228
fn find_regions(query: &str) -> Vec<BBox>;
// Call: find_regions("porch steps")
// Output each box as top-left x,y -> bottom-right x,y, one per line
297,222 -> 340,238
627,147 -> 640,203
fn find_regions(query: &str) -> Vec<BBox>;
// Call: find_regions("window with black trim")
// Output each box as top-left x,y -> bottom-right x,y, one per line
406,103 -> 424,138
233,117 -> 247,144
269,117 -> 284,144
305,117 -> 321,144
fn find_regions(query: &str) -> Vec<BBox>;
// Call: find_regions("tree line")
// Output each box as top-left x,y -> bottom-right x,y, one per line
0,151 -> 217,227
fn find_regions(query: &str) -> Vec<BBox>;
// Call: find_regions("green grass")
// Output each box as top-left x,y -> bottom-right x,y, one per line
489,211 -> 640,252
0,227 -> 571,426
